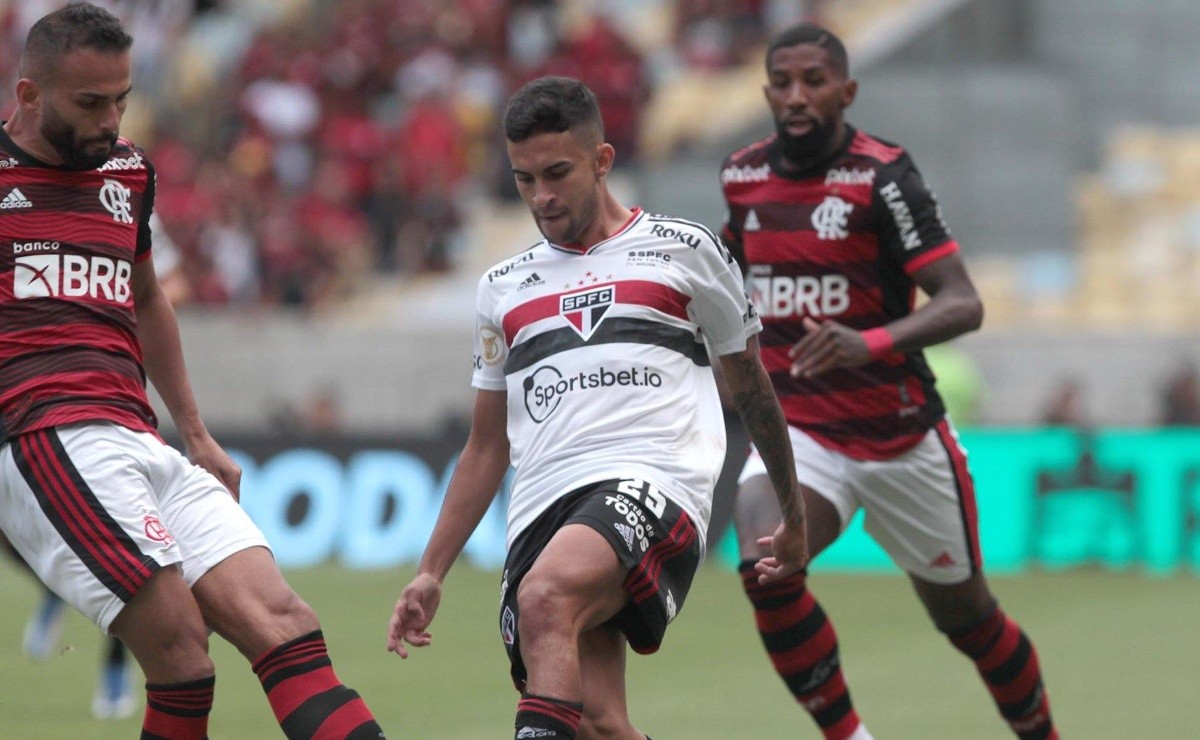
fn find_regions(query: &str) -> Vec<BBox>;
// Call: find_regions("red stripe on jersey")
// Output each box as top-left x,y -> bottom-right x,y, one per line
904,240 -> 959,274
4,369 -> 148,406
744,230 -> 881,265
0,324 -> 139,359
779,382 -> 921,424
935,420 -> 982,570
502,280 -> 691,344
804,426 -> 929,461
848,131 -> 904,164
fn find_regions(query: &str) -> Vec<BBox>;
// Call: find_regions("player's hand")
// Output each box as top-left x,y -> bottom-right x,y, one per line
387,573 -> 442,659
186,435 -> 242,501
789,317 -> 871,378
755,519 -> 809,584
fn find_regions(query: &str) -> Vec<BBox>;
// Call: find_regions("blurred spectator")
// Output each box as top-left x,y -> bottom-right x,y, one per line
1041,377 -> 1088,427
5,0 -> 781,310
1159,363 -> 1200,425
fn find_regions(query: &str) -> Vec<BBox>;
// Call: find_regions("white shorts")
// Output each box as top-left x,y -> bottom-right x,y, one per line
739,419 -> 981,584
0,423 -> 269,632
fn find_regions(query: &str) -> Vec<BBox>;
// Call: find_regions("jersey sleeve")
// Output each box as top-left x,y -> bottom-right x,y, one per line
136,158 -> 156,262
471,272 -> 508,391
686,231 -> 762,356
873,152 -> 959,274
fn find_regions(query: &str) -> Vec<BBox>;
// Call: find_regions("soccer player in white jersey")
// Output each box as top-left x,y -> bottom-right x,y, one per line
387,76 -> 809,739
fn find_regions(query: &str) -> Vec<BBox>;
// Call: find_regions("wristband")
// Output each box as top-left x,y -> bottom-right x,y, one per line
860,327 -> 894,360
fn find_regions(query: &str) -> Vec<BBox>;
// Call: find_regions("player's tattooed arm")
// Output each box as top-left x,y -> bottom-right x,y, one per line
719,339 -> 804,526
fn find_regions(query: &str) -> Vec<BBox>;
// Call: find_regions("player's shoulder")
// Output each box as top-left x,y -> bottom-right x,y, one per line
478,241 -> 545,290
636,212 -> 737,270
638,211 -> 724,252
95,138 -> 151,174
720,134 -> 774,183
845,128 -> 911,168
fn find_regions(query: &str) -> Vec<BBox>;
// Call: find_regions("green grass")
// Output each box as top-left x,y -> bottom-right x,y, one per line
0,564 -> 1194,738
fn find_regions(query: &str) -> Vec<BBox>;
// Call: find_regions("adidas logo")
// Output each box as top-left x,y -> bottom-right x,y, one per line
516,728 -> 556,738
930,551 -> 956,568
743,208 -> 760,232
1,188 -> 33,209
518,272 -> 544,290
614,523 -> 636,551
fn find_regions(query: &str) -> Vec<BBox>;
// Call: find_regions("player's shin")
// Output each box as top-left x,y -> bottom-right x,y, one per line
251,630 -> 385,739
739,562 -> 866,740
945,608 -> 1058,740
515,693 -> 583,739
141,675 -> 214,740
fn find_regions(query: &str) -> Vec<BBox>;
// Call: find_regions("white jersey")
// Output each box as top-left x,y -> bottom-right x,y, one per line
472,208 -> 761,552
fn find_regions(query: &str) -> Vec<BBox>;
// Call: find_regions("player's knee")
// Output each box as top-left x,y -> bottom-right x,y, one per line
259,588 -> 320,642
515,576 -> 577,646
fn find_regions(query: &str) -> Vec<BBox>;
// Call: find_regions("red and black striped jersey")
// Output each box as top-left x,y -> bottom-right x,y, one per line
0,126 -> 158,444
720,127 -> 957,460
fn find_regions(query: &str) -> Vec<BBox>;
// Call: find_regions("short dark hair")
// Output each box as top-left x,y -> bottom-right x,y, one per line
20,2 -> 133,81
766,22 -> 848,77
503,76 -> 604,144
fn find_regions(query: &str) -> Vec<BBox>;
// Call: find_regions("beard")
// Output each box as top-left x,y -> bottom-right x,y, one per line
40,105 -> 117,170
774,117 -> 838,166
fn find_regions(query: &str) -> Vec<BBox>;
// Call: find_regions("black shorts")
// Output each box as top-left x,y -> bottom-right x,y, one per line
499,477 -> 702,691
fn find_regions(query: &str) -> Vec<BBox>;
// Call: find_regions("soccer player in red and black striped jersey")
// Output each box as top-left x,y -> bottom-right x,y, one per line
721,23 -> 1058,740
0,5 -> 384,738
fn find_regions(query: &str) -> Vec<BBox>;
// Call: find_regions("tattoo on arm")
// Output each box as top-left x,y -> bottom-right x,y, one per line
726,352 -> 805,525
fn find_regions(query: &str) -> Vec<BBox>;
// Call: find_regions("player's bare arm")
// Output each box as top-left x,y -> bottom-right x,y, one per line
719,338 -> 809,580
790,252 -> 983,378
388,389 -> 510,658
131,258 -> 242,497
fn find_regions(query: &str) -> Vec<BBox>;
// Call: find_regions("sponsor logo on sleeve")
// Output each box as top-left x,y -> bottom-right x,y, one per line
478,325 -> 505,366
880,181 -> 922,249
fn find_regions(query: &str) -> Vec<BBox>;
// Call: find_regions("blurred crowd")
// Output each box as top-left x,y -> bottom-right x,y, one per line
1,0 -> 824,311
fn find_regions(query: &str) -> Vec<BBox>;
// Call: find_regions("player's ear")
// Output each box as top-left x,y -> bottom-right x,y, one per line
15,78 -> 41,111
841,78 -> 858,109
594,142 -> 616,178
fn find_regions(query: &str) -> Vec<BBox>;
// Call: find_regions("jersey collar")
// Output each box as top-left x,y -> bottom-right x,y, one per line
767,125 -> 856,181
549,207 -> 644,255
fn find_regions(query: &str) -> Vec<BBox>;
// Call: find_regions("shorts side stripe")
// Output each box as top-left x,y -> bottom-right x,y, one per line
15,432 -> 139,599
38,429 -> 157,591
934,420 -> 982,571
33,430 -> 156,587
14,429 -> 155,600
626,514 -> 696,603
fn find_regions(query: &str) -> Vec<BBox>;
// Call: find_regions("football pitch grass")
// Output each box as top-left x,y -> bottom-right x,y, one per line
0,564 -> 1194,738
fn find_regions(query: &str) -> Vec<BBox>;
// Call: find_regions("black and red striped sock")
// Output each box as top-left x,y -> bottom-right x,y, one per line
252,630 -> 384,739
946,608 -> 1057,740
141,675 -> 214,740
514,693 -> 583,739
740,562 -> 862,740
